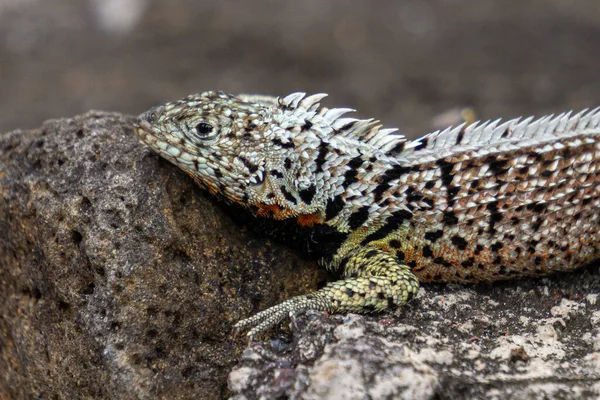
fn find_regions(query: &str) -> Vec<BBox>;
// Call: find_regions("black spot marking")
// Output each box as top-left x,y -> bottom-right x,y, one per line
447,186 -> 460,199
490,242 -> 504,252
363,304 -> 377,313
422,245 -> 433,258
425,230 -> 444,243
345,288 -> 355,297
434,257 -> 451,267
299,186 -> 317,204
451,235 -> 468,250
531,219 -> 543,232
406,190 -> 424,203
488,212 -> 502,234
373,183 -> 391,204
489,159 -> 509,175
380,165 -> 411,184
396,250 -> 405,262
486,201 -> 501,234
214,169 -> 223,178
365,249 -> 379,259
436,159 -> 454,188
284,158 -> 293,170
443,212 -> 459,226
534,256 -> 542,265
461,259 -> 474,268
374,165 -> 414,203
337,120 -> 358,131
474,244 -> 484,255
389,239 -> 401,248
341,156 -> 364,188
456,128 -> 465,145
425,181 -> 435,190
280,187 -> 297,204
302,120 -> 313,131
348,206 -> 370,230
315,143 -> 329,172
270,170 -> 284,179
422,198 -> 435,209
360,209 -> 413,246
386,141 -> 406,154
414,137 -> 429,151
238,156 -> 258,173
272,138 -> 295,149
325,196 -> 345,221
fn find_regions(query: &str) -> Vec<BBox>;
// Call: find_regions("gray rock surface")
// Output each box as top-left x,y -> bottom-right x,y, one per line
230,270 -> 600,399
0,113 -> 326,399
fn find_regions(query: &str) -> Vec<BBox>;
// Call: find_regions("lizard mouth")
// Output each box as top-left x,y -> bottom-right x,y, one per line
133,119 -> 156,141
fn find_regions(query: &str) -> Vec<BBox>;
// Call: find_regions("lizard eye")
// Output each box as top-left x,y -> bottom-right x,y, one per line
186,121 -> 218,143
196,122 -> 214,137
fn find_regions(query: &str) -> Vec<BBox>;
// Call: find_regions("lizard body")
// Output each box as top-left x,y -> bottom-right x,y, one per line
134,91 -> 600,336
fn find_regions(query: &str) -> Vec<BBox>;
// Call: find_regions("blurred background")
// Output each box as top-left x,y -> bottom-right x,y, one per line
0,0 -> 599,139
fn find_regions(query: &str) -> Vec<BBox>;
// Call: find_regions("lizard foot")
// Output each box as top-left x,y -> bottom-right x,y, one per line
233,293 -> 331,338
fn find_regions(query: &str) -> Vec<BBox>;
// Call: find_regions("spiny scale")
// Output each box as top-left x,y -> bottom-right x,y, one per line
135,91 -> 600,336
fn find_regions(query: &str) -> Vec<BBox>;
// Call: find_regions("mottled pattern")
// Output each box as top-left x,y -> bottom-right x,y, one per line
135,91 -> 600,336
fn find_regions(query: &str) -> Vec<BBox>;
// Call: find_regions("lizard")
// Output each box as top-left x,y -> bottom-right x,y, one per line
134,91 -> 600,337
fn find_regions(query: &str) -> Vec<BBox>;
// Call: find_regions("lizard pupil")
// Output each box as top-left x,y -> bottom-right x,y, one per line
196,122 -> 214,137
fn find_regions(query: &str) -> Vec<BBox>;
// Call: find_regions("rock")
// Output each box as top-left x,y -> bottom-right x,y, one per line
0,112 -> 325,399
230,270 -> 600,399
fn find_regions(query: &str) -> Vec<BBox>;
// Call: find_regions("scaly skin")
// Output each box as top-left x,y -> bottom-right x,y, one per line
134,91 -> 600,337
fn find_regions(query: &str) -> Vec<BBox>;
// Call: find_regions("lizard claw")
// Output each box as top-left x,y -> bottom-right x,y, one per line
233,294 -> 331,337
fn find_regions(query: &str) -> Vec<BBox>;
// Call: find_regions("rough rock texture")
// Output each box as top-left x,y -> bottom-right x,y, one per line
0,113 -> 326,399
229,265 -> 600,399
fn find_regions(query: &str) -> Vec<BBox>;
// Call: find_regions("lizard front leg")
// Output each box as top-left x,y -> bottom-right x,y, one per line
234,246 -> 420,337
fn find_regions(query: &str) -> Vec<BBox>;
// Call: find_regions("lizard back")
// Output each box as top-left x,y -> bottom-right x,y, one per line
135,92 -> 600,284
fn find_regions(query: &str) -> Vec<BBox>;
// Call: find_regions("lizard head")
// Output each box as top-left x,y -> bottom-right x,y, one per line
134,91 -> 326,217
135,91 -> 401,222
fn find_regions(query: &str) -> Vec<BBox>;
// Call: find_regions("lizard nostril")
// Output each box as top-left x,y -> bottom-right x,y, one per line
140,105 -> 165,123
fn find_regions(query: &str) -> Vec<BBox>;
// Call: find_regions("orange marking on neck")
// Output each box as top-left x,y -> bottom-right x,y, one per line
297,212 -> 323,227
255,203 -> 297,219
256,203 -> 282,217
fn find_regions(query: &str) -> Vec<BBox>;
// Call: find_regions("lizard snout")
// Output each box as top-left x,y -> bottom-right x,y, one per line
138,105 -> 165,125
